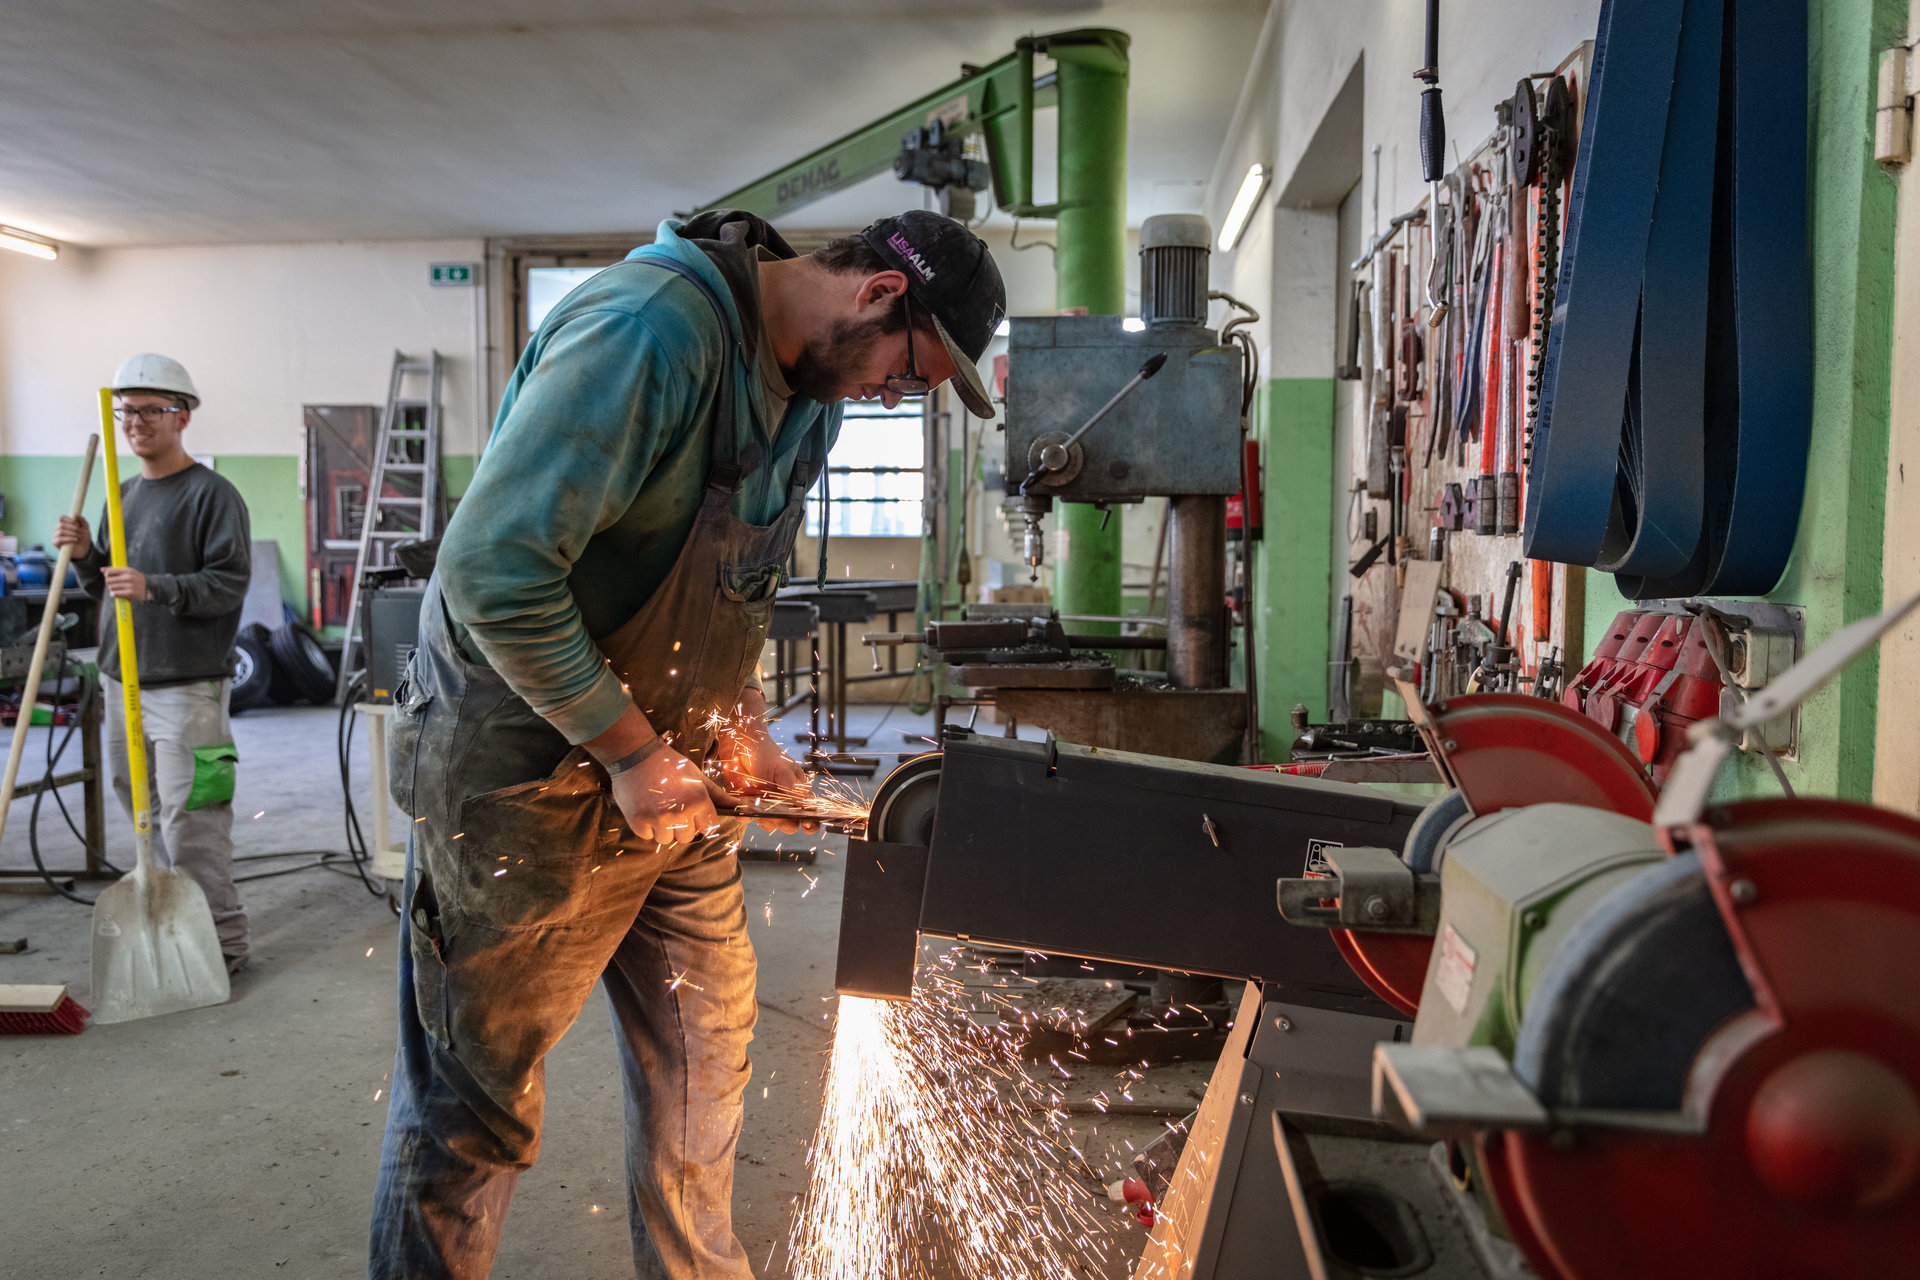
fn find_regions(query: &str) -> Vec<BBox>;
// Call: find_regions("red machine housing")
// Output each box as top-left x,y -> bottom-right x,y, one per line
1484,799 -> 1920,1280
1563,609 -> 1725,783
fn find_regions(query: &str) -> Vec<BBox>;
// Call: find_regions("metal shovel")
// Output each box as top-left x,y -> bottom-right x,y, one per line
90,388 -> 230,1023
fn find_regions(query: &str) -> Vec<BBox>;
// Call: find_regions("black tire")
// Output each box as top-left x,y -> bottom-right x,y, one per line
266,628 -> 301,705
269,622 -> 337,705
230,624 -> 276,713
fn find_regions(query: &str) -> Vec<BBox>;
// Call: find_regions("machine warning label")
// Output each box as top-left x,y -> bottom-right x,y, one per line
1304,839 -> 1341,875
1436,923 -> 1477,1014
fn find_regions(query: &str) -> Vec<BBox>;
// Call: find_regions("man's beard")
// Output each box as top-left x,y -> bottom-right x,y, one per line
788,314 -> 892,404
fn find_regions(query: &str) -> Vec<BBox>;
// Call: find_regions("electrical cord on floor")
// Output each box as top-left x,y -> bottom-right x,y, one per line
25,651 -> 113,904
335,668 -> 392,903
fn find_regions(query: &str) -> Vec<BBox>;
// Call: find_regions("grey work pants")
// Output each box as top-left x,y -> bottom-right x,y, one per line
102,675 -> 247,959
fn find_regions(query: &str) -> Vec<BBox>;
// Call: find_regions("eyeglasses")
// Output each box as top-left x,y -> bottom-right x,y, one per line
115,404 -> 185,424
884,295 -> 932,398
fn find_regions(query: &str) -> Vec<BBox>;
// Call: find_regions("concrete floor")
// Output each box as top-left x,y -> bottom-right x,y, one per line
1,698 -> 1203,1279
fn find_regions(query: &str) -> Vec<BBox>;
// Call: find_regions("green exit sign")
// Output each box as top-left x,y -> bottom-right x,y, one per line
430,262 -> 476,286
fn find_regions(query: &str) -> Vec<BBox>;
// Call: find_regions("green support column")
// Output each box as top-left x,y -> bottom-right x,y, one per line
1047,31 -> 1130,630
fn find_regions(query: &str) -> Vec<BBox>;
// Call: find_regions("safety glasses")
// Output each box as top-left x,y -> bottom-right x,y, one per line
114,404 -> 185,423
883,294 -> 931,398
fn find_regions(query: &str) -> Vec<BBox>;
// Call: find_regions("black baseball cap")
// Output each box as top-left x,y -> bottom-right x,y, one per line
861,211 -> 1005,419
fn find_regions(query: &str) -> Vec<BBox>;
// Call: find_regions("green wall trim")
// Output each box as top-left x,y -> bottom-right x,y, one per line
0,452 -> 481,623
1253,377 -> 1335,760
209,455 -> 304,610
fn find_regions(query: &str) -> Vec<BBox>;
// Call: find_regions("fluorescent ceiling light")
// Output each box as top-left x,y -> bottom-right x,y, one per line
0,226 -> 59,260
1122,317 -> 1146,332
1217,163 -> 1269,252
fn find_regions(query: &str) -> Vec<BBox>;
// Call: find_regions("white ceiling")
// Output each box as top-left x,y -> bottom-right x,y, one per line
0,0 -> 1264,247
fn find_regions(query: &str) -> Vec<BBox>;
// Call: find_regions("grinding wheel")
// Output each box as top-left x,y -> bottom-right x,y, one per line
868,752 -> 942,847
1493,799 -> 1920,1280
1333,696 -> 1657,1017
1511,851 -> 1754,1110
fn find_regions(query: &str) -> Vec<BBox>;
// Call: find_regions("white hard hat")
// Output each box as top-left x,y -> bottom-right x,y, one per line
110,353 -> 199,409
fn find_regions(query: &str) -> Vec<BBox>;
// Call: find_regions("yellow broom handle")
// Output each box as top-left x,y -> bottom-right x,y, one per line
98,388 -> 151,836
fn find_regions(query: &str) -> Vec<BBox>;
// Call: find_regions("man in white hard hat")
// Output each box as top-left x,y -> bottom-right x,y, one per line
55,353 -> 254,972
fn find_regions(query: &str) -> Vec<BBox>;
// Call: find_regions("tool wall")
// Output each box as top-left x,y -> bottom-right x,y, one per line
1338,45 -> 1591,718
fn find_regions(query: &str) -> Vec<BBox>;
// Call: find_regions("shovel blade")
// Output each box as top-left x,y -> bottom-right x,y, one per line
90,867 -> 230,1024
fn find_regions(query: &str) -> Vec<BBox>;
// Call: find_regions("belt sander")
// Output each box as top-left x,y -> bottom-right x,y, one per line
834,719 -> 1693,1279
838,731 -> 1434,1278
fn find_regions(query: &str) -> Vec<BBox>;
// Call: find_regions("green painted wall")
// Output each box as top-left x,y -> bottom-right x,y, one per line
1580,0 -> 1900,802
209,455 -> 304,608
1252,377 -> 1336,760
0,451 -> 481,621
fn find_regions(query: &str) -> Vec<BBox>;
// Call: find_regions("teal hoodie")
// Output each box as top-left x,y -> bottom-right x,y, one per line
437,217 -> 842,745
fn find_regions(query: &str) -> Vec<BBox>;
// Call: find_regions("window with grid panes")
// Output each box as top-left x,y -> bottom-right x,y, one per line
805,400 -> 924,538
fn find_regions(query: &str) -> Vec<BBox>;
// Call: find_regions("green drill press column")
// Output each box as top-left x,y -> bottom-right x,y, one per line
1047,31 -> 1129,631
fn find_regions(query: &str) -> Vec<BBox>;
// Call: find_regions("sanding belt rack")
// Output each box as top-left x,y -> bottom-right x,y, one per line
1527,0 -> 1811,598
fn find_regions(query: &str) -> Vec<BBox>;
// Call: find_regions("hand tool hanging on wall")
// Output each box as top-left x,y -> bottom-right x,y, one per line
1365,269 -> 1394,498
1416,0 -> 1449,322
1531,558 -> 1553,644
1472,559 -> 1525,691
1526,0 -> 1810,599
1366,150 -> 1394,501
1504,81 -> 1534,343
1424,187 -> 1457,467
1337,286 -> 1363,380
1329,594 -> 1354,721
1475,205 -> 1505,536
1452,168 -> 1493,468
1523,75 -> 1574,467
1496,338 -> 1522,534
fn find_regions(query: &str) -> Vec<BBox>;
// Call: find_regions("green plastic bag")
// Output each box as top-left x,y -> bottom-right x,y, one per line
185,743 -> 239,810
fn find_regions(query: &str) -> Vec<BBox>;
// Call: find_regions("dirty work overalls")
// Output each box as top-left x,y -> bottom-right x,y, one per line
369,256 -> 823,1280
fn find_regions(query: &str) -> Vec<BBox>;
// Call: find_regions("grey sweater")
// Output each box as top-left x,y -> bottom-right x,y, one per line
76,463 -> 252,687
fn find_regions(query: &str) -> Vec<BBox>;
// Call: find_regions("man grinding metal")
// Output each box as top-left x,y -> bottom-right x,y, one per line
367,209 -> 1004,1278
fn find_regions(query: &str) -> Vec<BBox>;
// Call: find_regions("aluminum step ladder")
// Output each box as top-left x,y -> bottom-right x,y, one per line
335,350 -> 443,702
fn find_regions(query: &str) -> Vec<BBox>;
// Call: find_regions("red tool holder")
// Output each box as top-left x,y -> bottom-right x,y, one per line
1562,608 -> 1728,783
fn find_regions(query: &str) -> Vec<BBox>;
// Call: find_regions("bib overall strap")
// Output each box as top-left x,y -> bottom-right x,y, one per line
797,415 -> 832,588
638,255 -> 764,493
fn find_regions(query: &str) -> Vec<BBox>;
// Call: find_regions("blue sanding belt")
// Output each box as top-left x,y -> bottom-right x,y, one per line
1704,0 -> 1811,596
1596,0 -> 1720,579
1524,0 -> 1810,600
1524,0 -> 1683,566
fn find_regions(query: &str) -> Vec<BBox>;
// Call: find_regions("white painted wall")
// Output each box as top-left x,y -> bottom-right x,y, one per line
0,238 -> 488,458
1208,0 -> 1603,314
